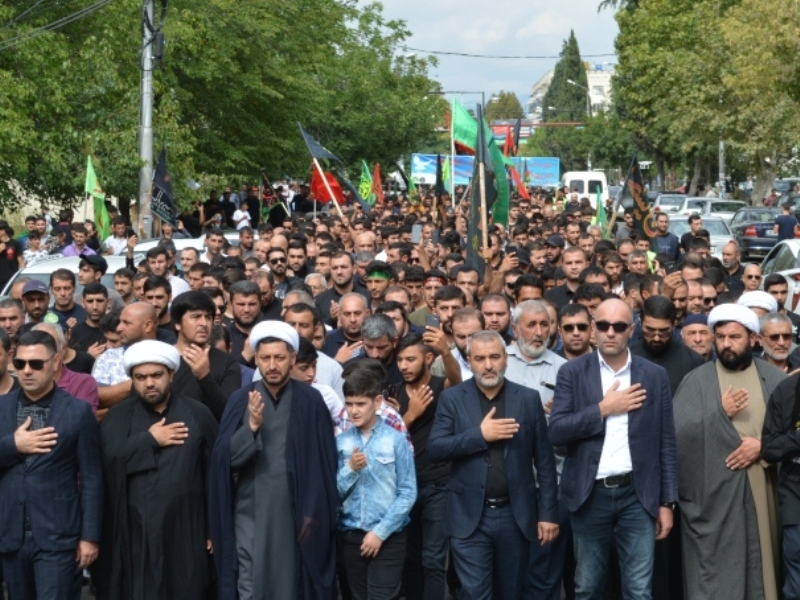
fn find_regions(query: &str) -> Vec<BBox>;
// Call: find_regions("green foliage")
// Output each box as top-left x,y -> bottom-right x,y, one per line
0,0 -> 442,212
485,90 -> 524,122
541,31 -> 589,123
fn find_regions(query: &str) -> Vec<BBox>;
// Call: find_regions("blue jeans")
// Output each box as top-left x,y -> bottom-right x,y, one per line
526,493 -> 571,600
402,481 -> 448,600
571,483 -> 655,600
784,525 -> 800,600
450,505 -> 528,600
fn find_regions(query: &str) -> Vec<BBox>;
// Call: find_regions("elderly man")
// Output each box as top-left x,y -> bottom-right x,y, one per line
33,323 -> 99,412
742,264 -> 763,292
93,341 -> 218,600
673,304 -> 785,600
209,321 -> 338,600
739,290 -> 779,319
721,242 -> 745,292
681,314 -> 714,361
759,312 -> 798,373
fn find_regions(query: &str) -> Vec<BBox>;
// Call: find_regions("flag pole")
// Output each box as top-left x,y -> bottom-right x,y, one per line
479,162 -> 488,251
312,158 -> 345,220
450,96 -> 457,209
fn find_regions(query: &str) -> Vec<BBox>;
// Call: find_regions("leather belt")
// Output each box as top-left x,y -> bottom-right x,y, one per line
596,472 -> 633,488
484,497 -> 511,508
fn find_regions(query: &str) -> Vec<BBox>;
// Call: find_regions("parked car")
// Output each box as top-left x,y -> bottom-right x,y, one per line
666,215 -> 734,260
760,239 -> 800,311
0,255 -> 140,297
730,207 -> 785,260
676,198 -> 746,224
132,231 -> 240,255
652,193 -> 686,214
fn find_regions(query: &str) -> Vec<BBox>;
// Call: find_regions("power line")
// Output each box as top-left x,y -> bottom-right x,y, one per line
403,46 -> 616,60
0,0 -> 112,52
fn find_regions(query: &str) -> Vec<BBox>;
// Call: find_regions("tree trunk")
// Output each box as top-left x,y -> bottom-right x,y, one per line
688,154 -> 702,196
656,151 -> 665,192
751,150 -> 777,207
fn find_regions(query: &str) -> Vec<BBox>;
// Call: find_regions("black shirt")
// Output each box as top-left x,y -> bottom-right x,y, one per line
315,284 -> 371,327
260,298 -> 283,321
544,283 -> 577,311
0,239 -> 23,291
70,321 -> 106,352
396,376 -> 450,487
724,264 -> 745,293
476,381 -> 509,499
65,350 -> 95,375
52,304 -> 87,328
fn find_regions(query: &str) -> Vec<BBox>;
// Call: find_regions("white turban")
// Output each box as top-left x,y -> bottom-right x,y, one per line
249,320 -> 299,352
737,291 -> 778,314
123,340 -> 181,375
708,303 -> 761,335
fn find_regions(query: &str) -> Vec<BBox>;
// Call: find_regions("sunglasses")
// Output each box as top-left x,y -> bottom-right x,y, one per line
594,321 -> 631,333
703,297 -> 717,305
269,257 -> 286,265
215,303 -> 227,313
562,323 -> 590,333
745,275 -> 762,280
12,356 -> 54,371
767,333 -> 792,342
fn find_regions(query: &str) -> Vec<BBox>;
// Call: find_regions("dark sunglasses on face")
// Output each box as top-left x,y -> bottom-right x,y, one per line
269,257 -> 286,265
215,303 -> 227,313
562,323 -> 590,333
703,297 -> 717,305
767,333 -> 792,342
13,356 -> 54,371
594,321 -> 630,333
745,275 -> 761,280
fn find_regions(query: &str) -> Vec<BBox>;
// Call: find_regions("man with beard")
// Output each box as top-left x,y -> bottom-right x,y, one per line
170,291 -> 241,421
68,283 -> 110,353
283,303 -> 344,399
238,227 -> 255,258
93,341 -> 218,600
0,297 -> 24,339
504,300 -> 570,600
324,293 -> 369,363
394,333 -> 451,600
480,293 -> 513,344
409,271 -> 447,327
266,247 -> 292,300
209,322 -> 338,600
429,330 -> 559,599
142,275 -> 177,339
359,314 -> 403,386
146,246 -> 190,297
33,323 -> 99,412
673,304 -> 785,600
544,247 -> 587,310
364,261 -> 397,309
763,273 -> 800,342
287,241 -> 309,278
685,280 -> 705,316
225,280 -> 263,366
201,228 -> 227,265
430,308 -> 483,382
316,252 -> 369,327
250,270 -> 282,320
631,296 -> 705,395
21,280 -> 50,325
430,285 -> 466,345
721,242 -> 745,293
558,304 -> 593,360
544,234 -> 564,267
680,314 -> 714,361
758,312 -> 798,373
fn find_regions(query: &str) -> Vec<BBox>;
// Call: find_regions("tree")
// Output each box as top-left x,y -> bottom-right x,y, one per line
485,91 -> 524,122
541,31 -> 589,123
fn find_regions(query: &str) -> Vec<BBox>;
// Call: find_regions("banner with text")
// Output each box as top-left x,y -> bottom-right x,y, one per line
411,154 -> 560,187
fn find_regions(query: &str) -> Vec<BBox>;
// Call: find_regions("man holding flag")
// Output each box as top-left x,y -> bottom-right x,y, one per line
85,156 -> 110,241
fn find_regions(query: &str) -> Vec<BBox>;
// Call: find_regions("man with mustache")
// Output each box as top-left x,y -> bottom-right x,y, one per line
170,291 -> 241,421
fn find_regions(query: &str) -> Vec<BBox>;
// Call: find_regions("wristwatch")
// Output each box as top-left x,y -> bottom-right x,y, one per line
660,502 -> 677,511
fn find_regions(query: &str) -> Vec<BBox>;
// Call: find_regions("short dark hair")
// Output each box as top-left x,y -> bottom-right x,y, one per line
143,275 -> 171,296
171,290 -> 216,324
642,294 -> 676,323
0,328 -> 10,352
189,262 -> 211,276
433,285 -> 466,306
574,283 -> 606,303
99,309 -> 121,334
229,280 -> 260,301
285,303 -> 320,326
295,337 -> 318,365
114,267 -> 135,281
342,359 -> 386,399
82,282 -> 108,298
50,268 -> 76,287
364,260 -> 396,281
16,330 -> 57,355
764,273 -> 789,291
376,301 -> 407,321
559,303 -> 591,324
146,246 -> 169,261
396,331 -> 432,355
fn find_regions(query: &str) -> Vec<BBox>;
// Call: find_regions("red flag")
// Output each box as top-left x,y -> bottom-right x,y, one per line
502,127 -> 515,157
311,168 -> 344,204
509,166 -> 530,200
372,163 -> 384,204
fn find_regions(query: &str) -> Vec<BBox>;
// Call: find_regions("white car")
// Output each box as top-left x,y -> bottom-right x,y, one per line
760,239 -> 800,312
0,254 -> 142,297
132,231 -> 241,255
652,193 -> 687,214
676,197 -> 746,225
666,215 -> 735,260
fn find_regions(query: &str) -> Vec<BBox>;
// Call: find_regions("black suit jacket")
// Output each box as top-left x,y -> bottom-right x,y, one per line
428,379 -> 558,540
0,387 -> 103,552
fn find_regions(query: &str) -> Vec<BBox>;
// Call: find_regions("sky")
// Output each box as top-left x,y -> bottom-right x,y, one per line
373,0 -> 619,112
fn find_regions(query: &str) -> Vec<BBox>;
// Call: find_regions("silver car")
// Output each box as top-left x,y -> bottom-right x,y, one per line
666,215 -> 735,260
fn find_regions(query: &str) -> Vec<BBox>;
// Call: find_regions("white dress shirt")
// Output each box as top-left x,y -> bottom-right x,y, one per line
596,350 -> 634,479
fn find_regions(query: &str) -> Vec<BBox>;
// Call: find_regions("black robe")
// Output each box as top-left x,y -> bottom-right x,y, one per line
208,379 -> 339,600
92,394 -> 219,600
171,347 -> 242,421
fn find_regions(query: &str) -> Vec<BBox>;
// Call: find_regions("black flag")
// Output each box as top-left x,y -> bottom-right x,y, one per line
435,154 -> 445,201
621,154 -> 655,247
151,148 -> 177,227
467,104 -> 496,275
512,117 -> 522,154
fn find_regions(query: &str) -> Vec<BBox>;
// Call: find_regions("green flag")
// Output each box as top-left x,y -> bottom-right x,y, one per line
408,177 -> 419,203
452,99 -> 478,153
592,184 -> 608,238
442,156 -> 451,183
85,156 -> 110,240
359,160 -> 374,204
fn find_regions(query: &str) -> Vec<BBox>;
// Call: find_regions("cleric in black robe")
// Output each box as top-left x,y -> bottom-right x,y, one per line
208,321 -> 339,600
92,340 -> 219,600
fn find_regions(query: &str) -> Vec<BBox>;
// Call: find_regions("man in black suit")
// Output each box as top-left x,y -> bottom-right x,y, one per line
549,298 -> 678,600
0,330 -> 103,600
429,329 -> 559,600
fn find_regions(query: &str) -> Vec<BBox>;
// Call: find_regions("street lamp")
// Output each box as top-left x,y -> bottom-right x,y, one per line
567,79 -> 591,118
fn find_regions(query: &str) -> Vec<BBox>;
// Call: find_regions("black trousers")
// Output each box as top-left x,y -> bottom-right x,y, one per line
0,534 -> 82,600
340,529 -> 407,600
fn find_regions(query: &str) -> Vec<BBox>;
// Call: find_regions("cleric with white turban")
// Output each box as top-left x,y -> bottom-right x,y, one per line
249,320 -> 299,352
123,339 -> 182,375
737,290 -> 778,317
707,302 -> 761,335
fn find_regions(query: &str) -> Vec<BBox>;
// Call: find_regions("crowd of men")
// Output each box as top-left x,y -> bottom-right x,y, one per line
1,185 -> 800,600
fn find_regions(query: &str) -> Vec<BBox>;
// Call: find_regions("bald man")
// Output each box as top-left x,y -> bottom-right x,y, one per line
92,303 -> 160,409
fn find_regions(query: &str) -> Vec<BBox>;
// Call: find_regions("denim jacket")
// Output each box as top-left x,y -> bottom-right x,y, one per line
336,418 -> 417,540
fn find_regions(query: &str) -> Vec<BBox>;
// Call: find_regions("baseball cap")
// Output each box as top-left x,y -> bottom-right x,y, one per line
512,247 -> 531,267
545,234 -> 565,248
22,280 -> 49,296
81,254 -> 109,275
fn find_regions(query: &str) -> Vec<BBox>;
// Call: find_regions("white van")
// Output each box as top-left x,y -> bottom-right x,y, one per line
561,171 -> 609,210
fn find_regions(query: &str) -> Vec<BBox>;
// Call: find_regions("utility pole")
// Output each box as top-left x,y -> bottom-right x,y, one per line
718,140 -> 726,199
138,0 -> 155,238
